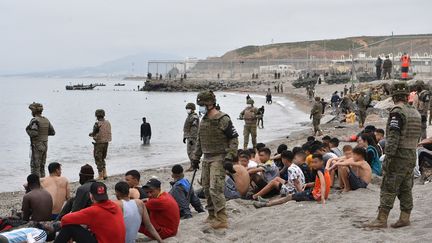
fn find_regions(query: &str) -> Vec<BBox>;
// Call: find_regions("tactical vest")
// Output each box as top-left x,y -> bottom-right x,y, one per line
34,116 -> 50,143
389,104 -> 421,149
243,107 -> 257,124
94,120 -> 112,143
312,102 -> 322,119
199,112 -> 230,154
183,113 -> 199,138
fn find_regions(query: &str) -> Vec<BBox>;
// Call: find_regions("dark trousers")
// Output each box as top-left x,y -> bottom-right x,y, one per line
54,225 -> 97,243
169,185 -> 203,217
376,67 -> 382,79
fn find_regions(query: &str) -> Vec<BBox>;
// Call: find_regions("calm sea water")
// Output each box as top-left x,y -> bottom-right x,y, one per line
0,77 -> 308,192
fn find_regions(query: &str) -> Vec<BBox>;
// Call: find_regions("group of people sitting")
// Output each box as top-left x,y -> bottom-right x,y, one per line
0,163 -> 207,243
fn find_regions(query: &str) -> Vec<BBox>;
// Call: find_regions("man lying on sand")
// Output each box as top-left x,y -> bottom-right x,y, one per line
254,154 -> 331,208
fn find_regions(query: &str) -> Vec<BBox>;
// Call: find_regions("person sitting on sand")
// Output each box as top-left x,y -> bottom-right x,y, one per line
248,148 -> 279,194
22,174 -> 53,222
169,165 -> 204,219
254,154 -> 331,208
329,138 -> 342,157
357,133 -> 382,176
55,182 -> 125,243
41,162 -> 70,220
316,143 -> 338,166
253,143 -> 266,163
125,170 -> 146,199
224,160 -> 251,200
322,136 -> 331,147
329,147 -> 372,192
252,151 -> 305,200
140,179 -> 180,240
113,181 -> 163,243
327,145 -> 354,187
293,149 -> 314,183
374,128 -> 386,155
0,227 -> 47,243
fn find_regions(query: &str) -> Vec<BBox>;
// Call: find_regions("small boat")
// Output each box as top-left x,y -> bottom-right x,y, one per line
65,84 -> 96,90
93,83 -> 106,87
114,83 -> 126,86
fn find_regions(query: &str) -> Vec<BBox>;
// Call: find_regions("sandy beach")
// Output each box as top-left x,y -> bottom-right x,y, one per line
2,80 -> 432,243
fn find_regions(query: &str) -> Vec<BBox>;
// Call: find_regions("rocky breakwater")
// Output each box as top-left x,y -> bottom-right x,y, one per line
141,79 -> 271,92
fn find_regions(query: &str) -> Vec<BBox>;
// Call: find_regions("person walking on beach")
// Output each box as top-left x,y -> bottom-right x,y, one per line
310,97 -> 323,136
141,117 -> 152,145
266,89 -> 272,104
257,105 -> 265,128
26,102 -> 55,178
366,82 -> 421,229
239,98 -> 260,150
89,109 -> 112,180
191,91 -> 239,229
183,103 -> 199,171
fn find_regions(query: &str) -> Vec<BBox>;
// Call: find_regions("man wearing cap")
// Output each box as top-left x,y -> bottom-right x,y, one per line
183,103 -> 200,171
139,178 -> 180,239
55,182 -> 125,243
366,82 -> 421,229
89,109 -> 112,180
26,102 -> 55,178
192,91 -> 239,229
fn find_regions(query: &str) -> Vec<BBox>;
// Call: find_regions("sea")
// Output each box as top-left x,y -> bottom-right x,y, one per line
0,77 -> 308,192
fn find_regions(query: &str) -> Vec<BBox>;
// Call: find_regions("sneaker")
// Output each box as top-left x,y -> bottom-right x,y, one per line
253,201 -> 267,209
257,196 -> 269,203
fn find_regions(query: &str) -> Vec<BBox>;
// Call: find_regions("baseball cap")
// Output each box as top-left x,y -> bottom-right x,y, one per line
90,182 -> 108,201
142,178 -> 161,189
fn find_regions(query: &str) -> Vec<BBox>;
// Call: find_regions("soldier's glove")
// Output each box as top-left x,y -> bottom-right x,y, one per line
223,160 -> 236,174
183,138 -> 187,144
191,160 -> 200,170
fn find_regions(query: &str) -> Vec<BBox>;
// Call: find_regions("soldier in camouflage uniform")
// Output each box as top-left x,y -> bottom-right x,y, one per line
414,80 -> 430,140
192,91 -> 239,229
239,98 -> 260,150
429,95 -> 432,125
357,91 -> 369,128
26,102 -> 55,177
366,82 -> 421,229
183,103 -> 200,172
89,109 -> 112,180
310,96 -> 323,136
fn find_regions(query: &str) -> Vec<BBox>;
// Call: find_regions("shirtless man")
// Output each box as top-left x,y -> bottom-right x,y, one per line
329,147 -> 371,192
41,162 -> 70,219
22,174 -> 53,222
125,170 -> 146,199
224,164 -> 250,199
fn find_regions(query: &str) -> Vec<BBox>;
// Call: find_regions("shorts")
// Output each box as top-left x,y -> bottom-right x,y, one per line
292,189 -> 314,202
279,184 -> 290,196
224,176 -> 241,200
348,168 -> 368,190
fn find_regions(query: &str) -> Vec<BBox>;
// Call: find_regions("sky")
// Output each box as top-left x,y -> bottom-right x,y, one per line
1,0 -> 431,74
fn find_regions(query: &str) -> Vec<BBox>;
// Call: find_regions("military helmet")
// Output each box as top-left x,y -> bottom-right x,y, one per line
196,91 -> 216,106
95,109 -> 105,117
391,82 -> 409,96
28,102 -> 43,113
185,103 -> 196,110
246,99 -> 254,105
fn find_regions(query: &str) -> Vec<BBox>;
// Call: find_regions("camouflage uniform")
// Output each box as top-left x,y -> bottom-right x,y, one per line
192,91 -> 239,229
183,103 -> 199,168
89,109 -> 112,179
415,81 -> 430,140
368,82 -> 421,228
239,99 -> 260,150
310,98 -> 323,135
357,93 -> 368,128
429,97 -> 432,125
26,103 -> 55,177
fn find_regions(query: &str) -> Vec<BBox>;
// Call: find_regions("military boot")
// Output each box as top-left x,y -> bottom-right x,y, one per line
103,168 -> 108,180
390,211 -> 411,228
204,210 -> 215,224
97,171 -> 104,181
364,208 -> 390,228
210,208 -> 228,229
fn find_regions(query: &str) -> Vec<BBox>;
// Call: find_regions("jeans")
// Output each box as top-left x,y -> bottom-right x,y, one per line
169,185 -> 203,217
54,225 -> 97,243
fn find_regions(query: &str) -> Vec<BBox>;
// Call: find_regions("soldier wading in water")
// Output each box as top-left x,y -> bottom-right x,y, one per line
191,91 -> 239,229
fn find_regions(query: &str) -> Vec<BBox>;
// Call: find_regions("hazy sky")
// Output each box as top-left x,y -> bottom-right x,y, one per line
1,0 -> 431,73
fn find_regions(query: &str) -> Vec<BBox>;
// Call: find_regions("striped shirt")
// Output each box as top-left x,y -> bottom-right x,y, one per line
0,228 -> 47,243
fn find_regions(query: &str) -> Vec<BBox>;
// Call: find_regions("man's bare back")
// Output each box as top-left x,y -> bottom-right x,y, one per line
351,160 -> 372,184
41,176 -> 70,214
233,165 -> 250,196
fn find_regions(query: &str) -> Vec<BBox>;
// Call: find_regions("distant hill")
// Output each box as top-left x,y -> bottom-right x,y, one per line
220,34 -> 432,60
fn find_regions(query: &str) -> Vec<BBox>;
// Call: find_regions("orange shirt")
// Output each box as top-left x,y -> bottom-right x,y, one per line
312,170 -> 331,201
306,154 -> 313,167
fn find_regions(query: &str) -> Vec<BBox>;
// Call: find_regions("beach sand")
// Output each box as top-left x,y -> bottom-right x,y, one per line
2,80 -> 432,242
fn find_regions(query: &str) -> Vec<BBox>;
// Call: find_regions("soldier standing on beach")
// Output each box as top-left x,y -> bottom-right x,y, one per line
357,92 -> 368,128
89,109 -> 112,180
26,102 -> 55,177
192,91 -> 239,229
239,98 -> 260,150
366,82 -> 421,229
310,97 -> 323,136
414,80 -> 430,139
183,103 -> 199,172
